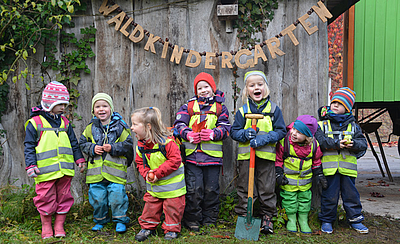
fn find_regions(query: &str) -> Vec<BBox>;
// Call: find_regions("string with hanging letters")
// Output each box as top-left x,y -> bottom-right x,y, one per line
99,0 -> 332,70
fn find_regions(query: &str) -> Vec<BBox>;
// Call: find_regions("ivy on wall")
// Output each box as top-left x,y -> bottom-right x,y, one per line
0,0 -> 96,123
234,0 -> 279,48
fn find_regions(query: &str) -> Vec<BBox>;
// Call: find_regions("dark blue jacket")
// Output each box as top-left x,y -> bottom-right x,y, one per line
230,97 -> 287,145
24,105 -> 84,168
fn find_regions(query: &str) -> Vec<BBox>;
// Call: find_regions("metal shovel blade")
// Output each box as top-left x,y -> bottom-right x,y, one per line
234,215 -> 261,241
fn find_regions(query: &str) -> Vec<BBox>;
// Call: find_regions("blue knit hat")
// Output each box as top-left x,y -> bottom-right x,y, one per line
331,87 -> 356,112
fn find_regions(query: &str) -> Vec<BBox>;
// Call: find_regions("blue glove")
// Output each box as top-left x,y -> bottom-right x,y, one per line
244,128 -> 257,141
250,134 -> 270,148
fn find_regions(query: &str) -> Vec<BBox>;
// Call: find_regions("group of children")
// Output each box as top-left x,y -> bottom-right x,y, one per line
24,71 -> 368,240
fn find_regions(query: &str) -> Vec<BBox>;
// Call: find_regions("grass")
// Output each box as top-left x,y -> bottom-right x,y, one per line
1,184 -> 400,243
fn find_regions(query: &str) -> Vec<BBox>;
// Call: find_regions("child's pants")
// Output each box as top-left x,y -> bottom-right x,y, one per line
319,173 -> 364,223
183,163 -> 220,227
34,176 -> 74,215
88,181 -> 130,224
138,192 -> 185,233
280,189 -> 312,214
234,157 -> 277,218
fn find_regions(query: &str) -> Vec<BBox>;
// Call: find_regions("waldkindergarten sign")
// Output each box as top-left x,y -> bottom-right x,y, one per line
99,0 -> 332,70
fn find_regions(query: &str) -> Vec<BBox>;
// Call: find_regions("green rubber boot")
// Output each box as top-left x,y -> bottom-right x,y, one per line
298,212 -> 312,234
286,213 -> 297,232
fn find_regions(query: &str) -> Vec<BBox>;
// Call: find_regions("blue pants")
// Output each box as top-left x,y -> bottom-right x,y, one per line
183,163 -> 220,226
89,182 -> 130,224
319,173 -> 364,223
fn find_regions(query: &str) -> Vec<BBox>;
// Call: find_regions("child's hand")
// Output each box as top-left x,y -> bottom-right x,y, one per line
244,128 -> 257,141
187,131 -> 201,144
78,162 -> 87,173
340,139 -> 353,149
94,145 -> 104,155
200,129 -> 214,141
146,170 -> 158,183
103,144 -> 112,152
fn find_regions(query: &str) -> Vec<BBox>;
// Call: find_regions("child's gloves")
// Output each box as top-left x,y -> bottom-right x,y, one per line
275,166 -> 289,185
78,162 -> 87,173
250,134 -> 270,148
200,129 -> 214,141
27,165 -> 40,178
312,166 -> 328,189
187,131 -> 201,144
244,128 -> 257,141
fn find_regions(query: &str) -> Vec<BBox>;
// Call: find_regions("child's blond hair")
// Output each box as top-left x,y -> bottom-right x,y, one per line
131,107 -> 172,145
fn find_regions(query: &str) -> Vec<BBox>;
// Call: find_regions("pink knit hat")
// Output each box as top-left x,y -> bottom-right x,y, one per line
41,81 -> 70,112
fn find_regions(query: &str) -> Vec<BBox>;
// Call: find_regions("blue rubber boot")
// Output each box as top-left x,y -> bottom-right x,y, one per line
92,224 -> 104,231
116,223 -> 127,233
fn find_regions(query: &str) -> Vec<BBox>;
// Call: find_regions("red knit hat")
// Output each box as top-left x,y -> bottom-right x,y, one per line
193,72 -> 216,95
41,81 -> 70,112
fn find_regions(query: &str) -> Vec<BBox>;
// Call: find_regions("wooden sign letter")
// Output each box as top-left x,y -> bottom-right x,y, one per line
312,1 -> 333,23
129,24 -> 144,43
253,44 -> 267,65
235,49 -> 254,69
144,33 -> 160,54
221,52 -> 233,69
281,24 -> 299,46
265,37 -> 285,59
298,14 -> 318,35
205,52 -> 216,70
99,0 -> 119,17
161,42 -> 169,59
120,17 -> 133,37
107,12 -> 126,31
185,50 -> 201,68
170,45 -> 184,64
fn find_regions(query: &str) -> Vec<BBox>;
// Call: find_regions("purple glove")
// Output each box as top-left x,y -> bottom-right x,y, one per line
200,129 -> 214,141
27,165 -> 40,178
187,131 -> 201,144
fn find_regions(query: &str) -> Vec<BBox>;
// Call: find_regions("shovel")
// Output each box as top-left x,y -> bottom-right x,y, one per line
235,113 -> 264,241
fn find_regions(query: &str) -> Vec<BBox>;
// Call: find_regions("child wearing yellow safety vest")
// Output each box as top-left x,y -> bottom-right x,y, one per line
314,87 -> 368,234
275,115 -> 327,234
79,93 -> 133,233
24,81 -> 85,239
132,107 -> 186,242
230,70 -> 286,235
173,72 -> 231,232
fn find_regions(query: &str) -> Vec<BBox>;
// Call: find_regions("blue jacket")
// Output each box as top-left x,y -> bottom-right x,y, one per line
314,106 -> 367,159
79,112 -> 134,165
230,97 -> 287,146
24,105 -> 84,168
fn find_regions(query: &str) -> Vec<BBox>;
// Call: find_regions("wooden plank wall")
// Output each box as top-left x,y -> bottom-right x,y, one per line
0,0 -> 329,200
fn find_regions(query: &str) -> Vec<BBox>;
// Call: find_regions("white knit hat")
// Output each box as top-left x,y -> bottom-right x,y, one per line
41,81 -> 70,112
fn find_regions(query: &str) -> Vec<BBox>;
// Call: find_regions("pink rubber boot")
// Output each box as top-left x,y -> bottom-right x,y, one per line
40,214 -> 53,239
54,214 -> 67,237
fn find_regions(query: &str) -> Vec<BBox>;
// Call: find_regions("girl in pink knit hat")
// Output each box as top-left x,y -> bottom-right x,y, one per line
24,81 -> 86,239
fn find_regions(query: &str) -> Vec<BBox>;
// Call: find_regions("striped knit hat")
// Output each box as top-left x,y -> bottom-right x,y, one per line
331,87 -> 356,112
41,81 -> 70,112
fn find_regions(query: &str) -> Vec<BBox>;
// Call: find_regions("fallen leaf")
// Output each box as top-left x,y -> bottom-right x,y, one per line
366,198 -> 377,201
211,235 -> 231,239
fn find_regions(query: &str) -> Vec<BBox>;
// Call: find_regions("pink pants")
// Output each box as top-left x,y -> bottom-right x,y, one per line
138,192 -> 185,233
33,176 -> 74,215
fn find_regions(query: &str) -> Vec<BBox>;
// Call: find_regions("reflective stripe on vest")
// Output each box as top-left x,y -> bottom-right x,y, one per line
25,115 -> 75,183
182,100 -> 223,158
83,124 -> 129,185
280,138 -> 314,192
238,102 -> 276,161
318,120 -> 357,177
137,139 -> 186,199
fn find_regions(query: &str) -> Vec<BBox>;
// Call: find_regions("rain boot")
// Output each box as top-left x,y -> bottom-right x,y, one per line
40,214 -> 53,239
286,213 -> 297,232
298,212 -> 312,234
54,214 -> 67,237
